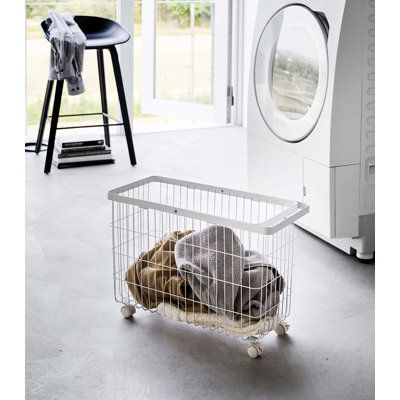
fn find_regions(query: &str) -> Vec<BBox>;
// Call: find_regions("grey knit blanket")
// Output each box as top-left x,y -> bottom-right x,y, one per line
47,11 -> 86,95
239,250 -> 284,318
175,225 -> 284,319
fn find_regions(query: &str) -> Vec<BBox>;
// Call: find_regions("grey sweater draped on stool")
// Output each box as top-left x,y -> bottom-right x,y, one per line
47,11 -> 86,95
175,225 -> 285,319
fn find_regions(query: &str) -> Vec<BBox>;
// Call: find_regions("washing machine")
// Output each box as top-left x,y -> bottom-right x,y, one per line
247,0 -> 375,260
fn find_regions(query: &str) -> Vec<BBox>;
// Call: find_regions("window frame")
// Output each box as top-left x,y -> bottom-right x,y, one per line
140,0 -> 233,124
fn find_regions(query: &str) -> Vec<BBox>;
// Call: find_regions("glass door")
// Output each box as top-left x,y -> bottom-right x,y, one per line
254,5 -> 328,142
142,0 -> 232,124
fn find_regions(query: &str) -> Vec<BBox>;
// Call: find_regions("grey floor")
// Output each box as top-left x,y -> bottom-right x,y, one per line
26,126 -> 374,400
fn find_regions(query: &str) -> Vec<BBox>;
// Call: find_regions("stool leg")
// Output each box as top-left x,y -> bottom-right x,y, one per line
44,80 -> 64,174
97,49 -> 110,147
35,80 -> 54,154
109,45 -> 137,166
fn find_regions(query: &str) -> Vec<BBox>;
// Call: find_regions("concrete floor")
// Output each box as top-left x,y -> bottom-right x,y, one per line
26,126 -> 374,400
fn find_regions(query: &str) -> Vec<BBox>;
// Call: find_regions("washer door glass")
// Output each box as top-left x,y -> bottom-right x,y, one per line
254,5 -> 328,142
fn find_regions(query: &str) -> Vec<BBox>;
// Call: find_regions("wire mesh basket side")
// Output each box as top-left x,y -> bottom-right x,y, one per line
111,199 -> 295,340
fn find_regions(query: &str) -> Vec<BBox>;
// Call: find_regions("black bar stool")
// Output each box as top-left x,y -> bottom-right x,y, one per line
35,15 -> 137,173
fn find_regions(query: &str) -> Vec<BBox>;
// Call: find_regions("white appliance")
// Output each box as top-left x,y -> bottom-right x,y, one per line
247,0 -> 375,260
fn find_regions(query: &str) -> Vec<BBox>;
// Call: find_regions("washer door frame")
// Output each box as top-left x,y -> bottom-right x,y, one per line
254,4 -> 329,143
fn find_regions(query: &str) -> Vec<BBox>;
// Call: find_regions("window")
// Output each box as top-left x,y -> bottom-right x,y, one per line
155,2 -> 213,104
141,0 -> 232,124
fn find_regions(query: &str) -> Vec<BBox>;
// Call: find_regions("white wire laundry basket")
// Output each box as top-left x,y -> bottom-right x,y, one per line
108,176 -> 309,358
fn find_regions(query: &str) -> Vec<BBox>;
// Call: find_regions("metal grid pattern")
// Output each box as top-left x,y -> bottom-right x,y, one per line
109,176 -> 308,355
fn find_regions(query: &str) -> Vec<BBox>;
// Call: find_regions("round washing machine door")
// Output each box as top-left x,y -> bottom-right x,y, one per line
254,5 -> 328,142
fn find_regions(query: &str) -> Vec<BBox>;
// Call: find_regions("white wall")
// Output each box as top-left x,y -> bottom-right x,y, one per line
242,0 -> 259,128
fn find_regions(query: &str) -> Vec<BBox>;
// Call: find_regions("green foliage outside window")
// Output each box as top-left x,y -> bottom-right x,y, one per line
157,2 -> 212,28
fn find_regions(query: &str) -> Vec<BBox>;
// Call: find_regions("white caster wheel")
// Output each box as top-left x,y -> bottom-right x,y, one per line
275,321 -> 289,336
247,343 -> 263,359
120,304 -> 136,318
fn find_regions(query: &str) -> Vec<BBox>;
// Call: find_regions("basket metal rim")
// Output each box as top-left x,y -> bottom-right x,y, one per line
108,175 -> 309,235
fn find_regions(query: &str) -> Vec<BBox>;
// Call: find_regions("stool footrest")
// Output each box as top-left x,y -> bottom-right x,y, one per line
48,111 -> 123,130
55,112 -> 103,118
56,122 -> 124,130
49,112 -> 122,123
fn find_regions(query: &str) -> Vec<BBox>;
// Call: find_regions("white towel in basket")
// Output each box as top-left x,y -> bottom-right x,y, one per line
157,302 -> 277,337
175,225 -> 284,319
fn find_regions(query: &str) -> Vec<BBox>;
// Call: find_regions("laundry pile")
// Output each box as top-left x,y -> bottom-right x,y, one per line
126,225 -> 285,322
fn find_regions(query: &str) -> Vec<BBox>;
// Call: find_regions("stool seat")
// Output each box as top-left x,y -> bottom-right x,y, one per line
41,15 -> 130,49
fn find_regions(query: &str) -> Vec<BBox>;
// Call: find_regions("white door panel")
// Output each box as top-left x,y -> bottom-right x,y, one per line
247,134 -> 303,202
302,160 -> 360,238
302,158 -> 334,237
335,164 -> 360,238
142,0 -> 232,123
